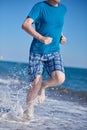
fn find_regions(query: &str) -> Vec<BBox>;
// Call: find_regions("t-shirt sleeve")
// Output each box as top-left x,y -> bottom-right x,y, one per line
27,3 -> 41,23
61,4 -> 67,15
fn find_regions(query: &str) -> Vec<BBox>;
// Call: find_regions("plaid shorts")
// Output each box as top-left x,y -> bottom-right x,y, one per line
28,52 -> 64,83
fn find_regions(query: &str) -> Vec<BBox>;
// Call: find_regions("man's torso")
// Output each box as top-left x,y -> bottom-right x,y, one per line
28,1 -> 67,54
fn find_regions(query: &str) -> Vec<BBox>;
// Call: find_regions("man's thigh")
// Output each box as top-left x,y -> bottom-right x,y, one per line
28,53 -> 44,84
45,52 -> 65,76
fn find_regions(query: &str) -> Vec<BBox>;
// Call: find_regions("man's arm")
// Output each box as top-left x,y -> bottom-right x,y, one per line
22,18 -> 52,44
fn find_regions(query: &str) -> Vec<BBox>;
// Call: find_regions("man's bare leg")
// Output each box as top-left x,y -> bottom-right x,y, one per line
39,71 -> 65,103
24,75 -> 42,119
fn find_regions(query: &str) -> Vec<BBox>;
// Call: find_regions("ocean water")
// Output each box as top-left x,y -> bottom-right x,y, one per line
0,61 -> 87,130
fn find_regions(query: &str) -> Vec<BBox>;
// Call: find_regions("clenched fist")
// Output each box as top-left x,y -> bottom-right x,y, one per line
40,36 -> 53,44
60,35 -> 67,44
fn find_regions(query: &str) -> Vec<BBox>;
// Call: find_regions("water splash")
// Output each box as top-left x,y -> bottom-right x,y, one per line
0,77 -> 26,120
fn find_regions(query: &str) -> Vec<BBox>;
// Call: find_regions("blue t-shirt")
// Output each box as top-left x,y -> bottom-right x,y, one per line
28,1 -> 67,54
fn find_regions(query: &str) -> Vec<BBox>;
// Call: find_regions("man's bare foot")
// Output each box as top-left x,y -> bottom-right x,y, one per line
39,87 -> 45,104
23,109 -> 34,120
23,103 -> 34,120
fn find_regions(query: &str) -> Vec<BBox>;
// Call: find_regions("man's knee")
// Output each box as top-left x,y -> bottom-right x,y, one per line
33,75 -> 42,87
52,71 -> 65,85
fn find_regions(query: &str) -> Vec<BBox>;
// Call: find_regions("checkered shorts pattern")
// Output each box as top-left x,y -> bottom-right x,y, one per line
28,52 -> 64,83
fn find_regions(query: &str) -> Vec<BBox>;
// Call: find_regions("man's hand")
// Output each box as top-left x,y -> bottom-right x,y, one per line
60,35 -> 67,44
40,36 -> 53,45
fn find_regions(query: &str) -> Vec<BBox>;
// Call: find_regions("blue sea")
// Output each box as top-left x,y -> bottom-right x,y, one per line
0,61 -> 87,130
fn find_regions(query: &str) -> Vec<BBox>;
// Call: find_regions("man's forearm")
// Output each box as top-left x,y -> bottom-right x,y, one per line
22,18 -> 52,44
22,20 -> 43,41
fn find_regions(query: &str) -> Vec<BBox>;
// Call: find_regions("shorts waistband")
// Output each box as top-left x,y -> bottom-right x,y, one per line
30,52 -> 61,61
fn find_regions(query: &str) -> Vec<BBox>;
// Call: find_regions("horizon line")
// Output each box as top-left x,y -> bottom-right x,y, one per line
0,60 -> 87,69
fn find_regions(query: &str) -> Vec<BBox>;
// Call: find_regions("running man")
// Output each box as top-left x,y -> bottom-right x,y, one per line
22,0 -> 67,119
